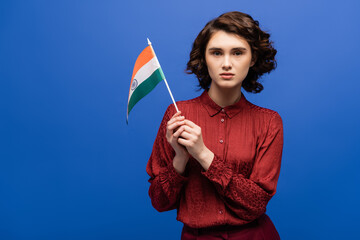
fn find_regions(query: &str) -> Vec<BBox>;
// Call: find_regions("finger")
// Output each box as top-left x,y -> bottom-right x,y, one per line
173,125 -> 194,138
167,115 -> 185,126
183,120 -> 202,136
171,111 -> 182,119
184,119 -> 197,128
177,137 -> 190,147
168,120 -> 185,132
179,131 -> 193,140
181,125 -> 196,135
168,116 -> 184,123
173,125 -> 186,138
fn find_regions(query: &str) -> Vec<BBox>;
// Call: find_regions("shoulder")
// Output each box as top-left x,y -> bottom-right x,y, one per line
244,99 -> 283,127
246,98 -> 281,117
177,95 -> 202,108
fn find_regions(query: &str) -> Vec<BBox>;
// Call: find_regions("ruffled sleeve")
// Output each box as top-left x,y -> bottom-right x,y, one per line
146,104 -> 189,212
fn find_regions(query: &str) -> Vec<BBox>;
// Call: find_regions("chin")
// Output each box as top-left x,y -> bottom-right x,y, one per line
216,81 -> 242,90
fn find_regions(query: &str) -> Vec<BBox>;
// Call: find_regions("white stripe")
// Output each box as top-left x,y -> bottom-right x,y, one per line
128,57 -> 160,102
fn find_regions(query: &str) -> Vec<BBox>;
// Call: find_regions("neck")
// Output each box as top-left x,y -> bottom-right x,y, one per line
208,85 -> 242,108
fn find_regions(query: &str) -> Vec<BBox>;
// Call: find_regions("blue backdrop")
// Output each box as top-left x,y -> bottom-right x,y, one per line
1,0 -> 360,239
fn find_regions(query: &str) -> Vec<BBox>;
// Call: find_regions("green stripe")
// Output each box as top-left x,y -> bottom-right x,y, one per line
128,68 -> 164,114
159,67 -> 165,79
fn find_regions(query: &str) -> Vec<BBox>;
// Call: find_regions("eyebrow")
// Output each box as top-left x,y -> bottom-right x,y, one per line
208,47 -> 247,51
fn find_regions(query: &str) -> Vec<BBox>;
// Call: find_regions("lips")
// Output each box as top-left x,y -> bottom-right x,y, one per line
220,73 -> 234,79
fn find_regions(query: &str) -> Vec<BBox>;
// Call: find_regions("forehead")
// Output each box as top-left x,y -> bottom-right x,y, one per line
206,30 -> 250,49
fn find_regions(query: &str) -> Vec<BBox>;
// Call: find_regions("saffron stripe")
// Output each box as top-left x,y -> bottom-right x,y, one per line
130,46 -> 154,84
128,46 -> 154,98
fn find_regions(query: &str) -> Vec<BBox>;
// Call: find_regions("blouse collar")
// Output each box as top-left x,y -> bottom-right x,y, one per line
199,90 -> 248,119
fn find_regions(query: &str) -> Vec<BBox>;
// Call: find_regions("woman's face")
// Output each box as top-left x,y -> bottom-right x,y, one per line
205,30 -> 255,91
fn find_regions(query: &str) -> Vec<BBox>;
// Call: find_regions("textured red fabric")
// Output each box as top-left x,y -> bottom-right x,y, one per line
181,214 -> 280,240
146,90 -> 284,229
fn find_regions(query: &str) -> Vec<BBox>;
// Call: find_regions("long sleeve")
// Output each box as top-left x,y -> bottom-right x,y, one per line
201,112 -> 284,222
146,105 -> 189,212
145,91 -> 284,228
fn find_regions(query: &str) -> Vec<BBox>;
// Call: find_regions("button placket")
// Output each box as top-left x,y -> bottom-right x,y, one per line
218,112 -> 226,220
219,109 -> 226,145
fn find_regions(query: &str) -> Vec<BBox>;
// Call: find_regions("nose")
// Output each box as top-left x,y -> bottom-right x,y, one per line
222,55 -> 232,71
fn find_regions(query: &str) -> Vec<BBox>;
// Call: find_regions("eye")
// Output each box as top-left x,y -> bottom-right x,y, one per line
211,51 -> 222,56
233,51 -> 243,56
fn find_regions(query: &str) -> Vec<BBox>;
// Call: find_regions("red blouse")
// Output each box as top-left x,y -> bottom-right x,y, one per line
146,90 -> 284,228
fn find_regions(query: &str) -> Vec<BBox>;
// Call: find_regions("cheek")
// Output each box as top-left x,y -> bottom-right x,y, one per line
205,58 -> 216,74
206,56 -> 221,68
239,57 -> 253,70
207,63 -> 219,80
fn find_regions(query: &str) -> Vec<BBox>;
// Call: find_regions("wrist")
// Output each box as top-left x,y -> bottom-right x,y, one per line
197,147 -> 214,171
173,154 -> 189,175
174,151 -> 189,161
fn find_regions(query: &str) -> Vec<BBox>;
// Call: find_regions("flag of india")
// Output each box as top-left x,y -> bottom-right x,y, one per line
127,45 -> 165,122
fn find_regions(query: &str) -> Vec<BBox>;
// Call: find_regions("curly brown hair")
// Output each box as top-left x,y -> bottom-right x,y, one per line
186,11 -> 277,93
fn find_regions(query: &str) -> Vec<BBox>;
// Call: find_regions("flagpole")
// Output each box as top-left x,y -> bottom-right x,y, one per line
147,38 -> 179,113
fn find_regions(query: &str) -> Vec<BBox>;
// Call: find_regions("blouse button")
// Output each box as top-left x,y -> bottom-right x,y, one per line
221,109 -> 225,113
219,139 -> 223,144
219,210 -> 223,214
221,118 -> 224,123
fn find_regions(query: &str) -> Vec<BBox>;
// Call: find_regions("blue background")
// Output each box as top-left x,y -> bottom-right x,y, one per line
1,0 -> 359,239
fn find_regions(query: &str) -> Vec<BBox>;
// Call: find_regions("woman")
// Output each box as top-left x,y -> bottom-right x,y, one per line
146,11 -> 283,240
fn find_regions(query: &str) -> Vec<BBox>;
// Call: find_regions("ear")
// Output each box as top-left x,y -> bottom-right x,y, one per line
250,55 -> 257,67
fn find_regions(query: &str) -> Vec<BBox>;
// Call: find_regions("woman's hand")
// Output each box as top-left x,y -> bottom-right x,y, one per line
166,111 -> 189,174
175,119 -> 214,171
